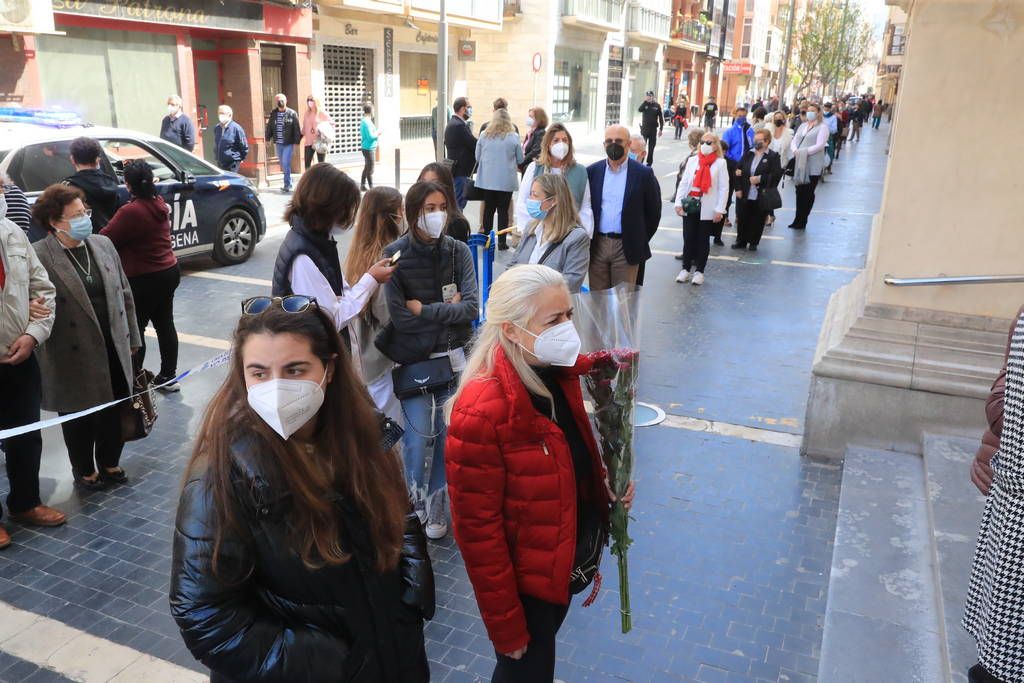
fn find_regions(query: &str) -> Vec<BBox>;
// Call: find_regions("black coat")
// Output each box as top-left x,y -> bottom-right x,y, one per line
63,169 -> 124,233
169,439 -> 434,683
265,107 -> 302,146
519,126 -> 546,173
443,115 -> 476,178
735,149 -> 782,200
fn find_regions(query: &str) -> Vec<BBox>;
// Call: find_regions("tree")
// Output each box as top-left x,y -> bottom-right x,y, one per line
790,1 -> 874,99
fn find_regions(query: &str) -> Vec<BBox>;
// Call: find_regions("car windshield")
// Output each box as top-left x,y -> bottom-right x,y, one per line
100,140 -> 177,183
150,141 -> 222,177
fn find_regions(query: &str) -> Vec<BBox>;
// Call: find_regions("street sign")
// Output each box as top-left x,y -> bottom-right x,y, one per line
532,52 -> 542,73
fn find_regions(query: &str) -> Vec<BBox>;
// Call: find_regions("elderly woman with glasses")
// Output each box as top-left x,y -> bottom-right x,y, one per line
31,183 -> 141,490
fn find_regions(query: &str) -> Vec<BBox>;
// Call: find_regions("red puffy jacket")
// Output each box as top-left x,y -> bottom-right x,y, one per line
445,347 -> 609,654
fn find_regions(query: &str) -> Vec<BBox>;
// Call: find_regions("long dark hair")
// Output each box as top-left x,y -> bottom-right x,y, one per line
284,163 -> 360,234
186,306 -> 409,574
417,162 -> 463,222
344,186 -> 403,295
123,159 -> 158,199
405,180 -> 450,244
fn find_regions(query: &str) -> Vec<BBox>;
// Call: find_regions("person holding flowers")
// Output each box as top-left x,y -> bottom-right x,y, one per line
444,264 -> 635,682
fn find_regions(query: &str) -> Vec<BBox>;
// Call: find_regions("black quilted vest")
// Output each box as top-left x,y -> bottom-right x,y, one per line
272,217 -> 344,298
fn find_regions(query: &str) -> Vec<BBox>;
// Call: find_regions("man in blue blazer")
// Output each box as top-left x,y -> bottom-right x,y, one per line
587,124 -> 663,289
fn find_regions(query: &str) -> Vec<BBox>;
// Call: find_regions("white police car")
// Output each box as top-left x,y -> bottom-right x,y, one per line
0,108 -> 267,265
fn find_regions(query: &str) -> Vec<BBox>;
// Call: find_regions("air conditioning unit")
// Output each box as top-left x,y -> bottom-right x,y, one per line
627,46 -> 641,61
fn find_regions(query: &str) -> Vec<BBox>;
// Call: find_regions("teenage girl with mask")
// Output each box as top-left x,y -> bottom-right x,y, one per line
445,264 -> 634,682
170,299 -> 434,682
514,123 -> 593,237
377,181 -> 479,540
508,173 -> 590,293
417,163 -> 470,243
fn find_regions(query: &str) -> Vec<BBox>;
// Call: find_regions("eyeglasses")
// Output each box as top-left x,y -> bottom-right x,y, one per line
62,209 -> 93,222
241,295 -> 319,316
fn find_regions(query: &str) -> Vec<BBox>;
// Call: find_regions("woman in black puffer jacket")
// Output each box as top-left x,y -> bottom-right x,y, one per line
169,300 -> 433,683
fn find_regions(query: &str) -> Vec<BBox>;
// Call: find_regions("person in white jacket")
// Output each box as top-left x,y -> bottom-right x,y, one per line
673,131 -> 729,286
766,112 -> 794,227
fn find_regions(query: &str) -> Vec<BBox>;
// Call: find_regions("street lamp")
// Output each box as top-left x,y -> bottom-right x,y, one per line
777,0 -> 797,106
435,0 -> 448,163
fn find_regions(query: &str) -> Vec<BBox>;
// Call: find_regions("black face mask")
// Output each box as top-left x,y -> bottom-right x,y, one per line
277,101 -> 285,109
606,143 -> 626,161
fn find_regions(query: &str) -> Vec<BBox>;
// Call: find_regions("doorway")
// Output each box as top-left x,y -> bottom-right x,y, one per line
323,44 -> 374,160
194,58 -> 220,162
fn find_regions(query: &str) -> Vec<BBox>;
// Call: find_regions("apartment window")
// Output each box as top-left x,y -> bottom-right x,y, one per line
765,30 -> 772,64
889,25 -> 906,56
552,46 -> 599,127
745,0 -> 755,11
741,18 -> 752,59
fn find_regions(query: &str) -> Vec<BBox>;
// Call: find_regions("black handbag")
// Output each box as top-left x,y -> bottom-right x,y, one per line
121,369 -> 158,442
380,414 -> 404,451
392,356 -> 455,400
758,187 -> 783,211
569,504 -> 607,595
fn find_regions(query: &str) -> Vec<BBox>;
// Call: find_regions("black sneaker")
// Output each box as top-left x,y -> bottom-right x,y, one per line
154,374 -> 181,393
748,245 -> 758,252
730,243 -> 745,250
713,238 -> 725,246
673,252 -> 684,260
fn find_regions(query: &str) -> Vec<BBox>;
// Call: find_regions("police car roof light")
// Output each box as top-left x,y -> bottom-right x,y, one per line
0,107 -> 87,128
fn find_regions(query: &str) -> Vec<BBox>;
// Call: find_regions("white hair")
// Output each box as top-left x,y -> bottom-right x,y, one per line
218,104 -> 233,116
445,264 -> 569,422
167,94 -> 182,105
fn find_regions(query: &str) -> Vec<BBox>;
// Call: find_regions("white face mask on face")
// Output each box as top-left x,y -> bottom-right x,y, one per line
219,114 -> 230,125
167,104 -> 179,116
247,369 -> 327,440
418,211 -> 446,239
549,142 -> 569,160
515,320 -> 581,367
700,143 -> 714,155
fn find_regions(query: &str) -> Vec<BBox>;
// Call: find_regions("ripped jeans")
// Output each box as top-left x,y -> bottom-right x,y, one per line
400,385 -> 455,525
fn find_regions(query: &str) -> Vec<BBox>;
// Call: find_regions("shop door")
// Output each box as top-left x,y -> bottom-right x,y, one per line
323,45 -> 374,161
195,59 -> 220,162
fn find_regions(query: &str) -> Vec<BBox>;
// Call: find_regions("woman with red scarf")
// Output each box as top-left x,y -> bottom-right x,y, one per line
672,131 -> 730,285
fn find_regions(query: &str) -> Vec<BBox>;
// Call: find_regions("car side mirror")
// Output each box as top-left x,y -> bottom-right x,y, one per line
182,171 -> 196,186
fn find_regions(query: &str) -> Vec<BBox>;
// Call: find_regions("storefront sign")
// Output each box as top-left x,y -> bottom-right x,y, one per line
383,27 -> 394,97
344,22 -> 357,35
51,0 -> 264,33
722,60 -> 753,75
415,31 -> 437,44
458,40 -> 475,61
3,0 -> 56,33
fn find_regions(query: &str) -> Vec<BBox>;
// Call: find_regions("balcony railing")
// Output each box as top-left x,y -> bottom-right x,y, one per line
562,0 -> 624,27
672,18 -> 709,45
628,4 -> 671,40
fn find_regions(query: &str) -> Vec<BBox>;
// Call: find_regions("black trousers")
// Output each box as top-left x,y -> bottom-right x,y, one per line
59,342 -> 128,479
736,198 -> 768,247
304,145 -> 326,168
129,265 -> 180,379
969,663 -> 1005,683
792,175 -> 821,229
673,121 -> 685,140
642,130 -> 657,166
361,149 -> 374,188
481,189 -> 512,245
0,356 -> 44,517
491,595 -> 570,683
682,213 -> 713,273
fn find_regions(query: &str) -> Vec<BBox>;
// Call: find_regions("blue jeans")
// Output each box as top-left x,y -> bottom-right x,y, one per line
278,143 -> 294,189
453,175 -> 469,210
400,384 -> 454,523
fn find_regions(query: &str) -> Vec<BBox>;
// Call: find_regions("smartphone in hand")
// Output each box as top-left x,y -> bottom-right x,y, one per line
442,283 -> 458,303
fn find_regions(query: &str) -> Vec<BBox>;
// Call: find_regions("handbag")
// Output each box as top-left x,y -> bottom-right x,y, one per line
392,356 -> 455,400
121,369 -> 158,442
681,195 -> 701,215
569,504 -> 608,595
757,186 -> 783,211
380,414 -> 404,452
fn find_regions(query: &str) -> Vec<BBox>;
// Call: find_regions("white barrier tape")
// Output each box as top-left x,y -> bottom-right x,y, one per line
0,351 -> 231,441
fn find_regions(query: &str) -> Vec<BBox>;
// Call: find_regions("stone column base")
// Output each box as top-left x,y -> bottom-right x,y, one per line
802,274 -> 1009,458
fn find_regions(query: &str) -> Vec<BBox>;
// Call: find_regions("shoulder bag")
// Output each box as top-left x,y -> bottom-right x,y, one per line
464,158 -> 485,202
121,368 -> 158,442
570,503 -> 608,596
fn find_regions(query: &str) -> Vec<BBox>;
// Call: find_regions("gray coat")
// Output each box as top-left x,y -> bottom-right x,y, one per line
475,132 -> 524,192
508,225 -> 590,293
33,233 -> 141,413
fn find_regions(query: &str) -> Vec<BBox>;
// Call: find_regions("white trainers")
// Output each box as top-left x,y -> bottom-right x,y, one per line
691,271 -> 705,286
425,522 -> 448,540
675,269 -> 693,283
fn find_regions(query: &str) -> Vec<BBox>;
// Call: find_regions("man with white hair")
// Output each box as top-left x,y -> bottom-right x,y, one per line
160,94 -> 196,152
265,93 -> 302,192
629,134 -> 647,164
214,105 -> 249,173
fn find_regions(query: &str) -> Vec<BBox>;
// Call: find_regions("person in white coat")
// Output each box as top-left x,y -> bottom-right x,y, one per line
673,131 -> 729,286
766,112 -> 794,227
514,123 -> 593,237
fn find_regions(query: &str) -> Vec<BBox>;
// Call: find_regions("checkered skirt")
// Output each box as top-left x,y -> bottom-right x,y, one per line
964,312 -> 1024,681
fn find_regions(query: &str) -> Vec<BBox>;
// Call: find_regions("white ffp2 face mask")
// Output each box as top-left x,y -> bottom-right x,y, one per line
549,142 -> 569,160
418,211 -> 446,239
247,370 -> 327,440
516,320 -> 581,367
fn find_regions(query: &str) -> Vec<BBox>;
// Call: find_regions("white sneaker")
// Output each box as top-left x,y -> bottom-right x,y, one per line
425,522 -> 448,540
675,269 -> 693,283
691,271 -> 705,286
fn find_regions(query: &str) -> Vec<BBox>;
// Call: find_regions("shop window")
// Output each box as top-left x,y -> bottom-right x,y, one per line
399,51 -> 437,141
552,47 -> 598,127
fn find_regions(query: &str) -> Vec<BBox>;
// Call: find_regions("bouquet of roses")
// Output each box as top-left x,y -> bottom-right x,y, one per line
574,284 -> 641,633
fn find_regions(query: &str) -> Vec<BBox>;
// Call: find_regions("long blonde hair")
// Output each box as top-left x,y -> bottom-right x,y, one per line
343,187 -> 403,309
526,173 -> 580,245
445,265 -> 568,421
483,108 -> 515,138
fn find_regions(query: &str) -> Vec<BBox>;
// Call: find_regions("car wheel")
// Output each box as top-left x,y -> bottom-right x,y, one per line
213,208 -> 257,265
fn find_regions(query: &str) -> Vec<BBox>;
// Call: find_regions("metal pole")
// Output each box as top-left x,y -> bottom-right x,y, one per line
777,0 -> 797,107
394,147 -> 401,190
435,0 -> 448,163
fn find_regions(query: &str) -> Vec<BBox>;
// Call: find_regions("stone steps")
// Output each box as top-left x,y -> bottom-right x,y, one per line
818,435 -> 988,682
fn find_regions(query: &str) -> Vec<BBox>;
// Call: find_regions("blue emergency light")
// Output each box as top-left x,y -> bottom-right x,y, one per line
0,107 -> 86,128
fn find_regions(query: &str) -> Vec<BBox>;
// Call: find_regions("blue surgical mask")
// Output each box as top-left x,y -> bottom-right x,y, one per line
68,215 -> 93,241
628,151 -> 638,161
525,198 -> 549,220
736,115 -> 747,124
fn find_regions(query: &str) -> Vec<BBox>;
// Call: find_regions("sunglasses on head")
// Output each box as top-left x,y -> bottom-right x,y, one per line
241,295 -> 319,316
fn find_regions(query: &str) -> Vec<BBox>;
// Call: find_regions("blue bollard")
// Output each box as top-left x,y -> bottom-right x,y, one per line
466,231 -> 496,327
